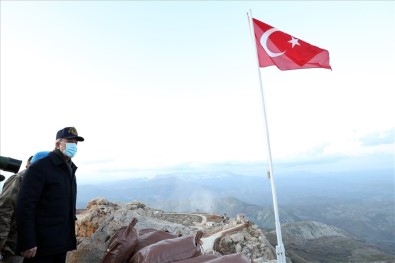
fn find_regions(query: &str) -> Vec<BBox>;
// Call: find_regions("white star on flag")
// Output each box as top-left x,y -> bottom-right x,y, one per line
288,36 -> 300,48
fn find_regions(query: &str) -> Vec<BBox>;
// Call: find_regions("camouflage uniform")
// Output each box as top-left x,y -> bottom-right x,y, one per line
0,170 -> 25,263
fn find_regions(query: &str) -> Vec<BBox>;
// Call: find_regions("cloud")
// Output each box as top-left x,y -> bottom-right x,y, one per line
360,129 -> 395,147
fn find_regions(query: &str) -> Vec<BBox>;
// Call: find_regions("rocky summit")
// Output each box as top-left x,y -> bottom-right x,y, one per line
66,198 -> 278,263
66,198 -> 395,263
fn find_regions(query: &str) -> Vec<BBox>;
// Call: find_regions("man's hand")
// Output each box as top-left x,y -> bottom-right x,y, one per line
21,247 -> 37,258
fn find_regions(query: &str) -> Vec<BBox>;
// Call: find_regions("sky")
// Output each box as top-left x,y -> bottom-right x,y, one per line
1,1 -> 394,184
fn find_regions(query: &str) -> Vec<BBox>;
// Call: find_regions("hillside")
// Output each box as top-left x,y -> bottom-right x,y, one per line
77,169 -> 395,255
69,198 -> 394,263
266,221 -> 394,263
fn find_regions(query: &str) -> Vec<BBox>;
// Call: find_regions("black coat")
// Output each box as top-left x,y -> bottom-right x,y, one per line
16,150 -> 77,256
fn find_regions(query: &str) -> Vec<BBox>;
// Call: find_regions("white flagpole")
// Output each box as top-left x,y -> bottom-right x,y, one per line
247,10 -> 286,263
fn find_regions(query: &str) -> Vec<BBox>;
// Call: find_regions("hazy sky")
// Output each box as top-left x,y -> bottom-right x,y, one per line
1,1 -> 394,183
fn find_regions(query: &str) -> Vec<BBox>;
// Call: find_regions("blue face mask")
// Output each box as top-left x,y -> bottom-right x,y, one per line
63,143 -> 77,158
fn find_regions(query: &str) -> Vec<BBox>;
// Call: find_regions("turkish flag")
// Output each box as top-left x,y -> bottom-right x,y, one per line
253,18 -> 331,71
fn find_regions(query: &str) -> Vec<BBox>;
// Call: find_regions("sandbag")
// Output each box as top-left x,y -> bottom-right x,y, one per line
129,231 -> 203,263
132,229 -> 178,256
172,254 -> 220,262
206,253 -> 250,263
101,218 -> 139,263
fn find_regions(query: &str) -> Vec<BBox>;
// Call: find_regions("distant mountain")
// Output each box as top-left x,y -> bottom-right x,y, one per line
266,221 -> 395,263
77,172 -> 271,212
283,200 -> 395,257
77,168 -> 395,255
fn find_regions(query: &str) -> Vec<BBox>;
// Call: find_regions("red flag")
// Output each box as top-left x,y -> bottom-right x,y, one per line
252,18 -> 331,70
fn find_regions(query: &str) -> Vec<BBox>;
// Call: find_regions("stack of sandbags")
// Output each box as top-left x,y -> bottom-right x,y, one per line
129,231 -> 203,262
101,217 -> 251,263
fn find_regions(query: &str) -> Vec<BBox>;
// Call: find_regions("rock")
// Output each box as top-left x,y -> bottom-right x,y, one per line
66,197 -> 279,263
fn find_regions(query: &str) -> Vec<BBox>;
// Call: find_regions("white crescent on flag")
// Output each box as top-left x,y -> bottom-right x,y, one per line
260,28 -> 286,57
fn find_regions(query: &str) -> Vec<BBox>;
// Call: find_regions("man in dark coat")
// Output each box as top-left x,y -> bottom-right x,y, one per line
16,127 -> 84,263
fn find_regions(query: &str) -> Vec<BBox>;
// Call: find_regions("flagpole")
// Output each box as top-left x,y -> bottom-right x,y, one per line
247,10 -> 286,263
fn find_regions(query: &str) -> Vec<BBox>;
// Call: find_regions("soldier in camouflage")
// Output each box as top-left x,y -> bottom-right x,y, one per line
0,152 -> 48,263
0,156 -> 32,263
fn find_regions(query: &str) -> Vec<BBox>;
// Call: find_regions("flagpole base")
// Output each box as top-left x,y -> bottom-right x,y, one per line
276,244 -> 286,263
